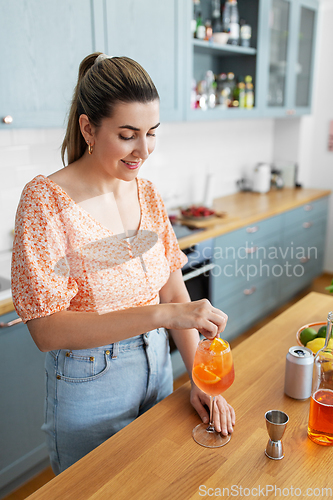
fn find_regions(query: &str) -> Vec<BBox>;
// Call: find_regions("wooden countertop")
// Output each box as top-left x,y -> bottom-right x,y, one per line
177,187 -> 331,249
27,292 -> 333,500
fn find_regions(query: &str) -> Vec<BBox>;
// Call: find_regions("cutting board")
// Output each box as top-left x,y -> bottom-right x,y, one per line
176,212 -> 229,229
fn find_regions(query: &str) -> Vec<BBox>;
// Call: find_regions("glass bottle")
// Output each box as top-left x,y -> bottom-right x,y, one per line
308,311 -> 333,446
228,0 -> 239,45
211,0 -> 222,33
245,75 -> 254,109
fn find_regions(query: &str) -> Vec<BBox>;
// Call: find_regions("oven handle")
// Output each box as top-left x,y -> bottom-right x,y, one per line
183,262 -> 215,282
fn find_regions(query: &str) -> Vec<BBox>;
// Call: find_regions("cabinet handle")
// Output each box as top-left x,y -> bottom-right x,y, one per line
243,286 -> 256,296
246,226 -> 259,233
286,109 -> 295,115
302,221 -> 313,229
299,257 -> 310,264
245,246 -> 258,254
2,115 -> 13,125
0,317 -> 22,328
304,204 -> 313,211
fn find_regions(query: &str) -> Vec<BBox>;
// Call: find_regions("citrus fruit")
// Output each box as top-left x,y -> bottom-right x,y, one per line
300,327 -> 317,346
306,337 -> 325,353
193,364 -> 221,384
317,326 -> 327,338
209,337 -> 228,353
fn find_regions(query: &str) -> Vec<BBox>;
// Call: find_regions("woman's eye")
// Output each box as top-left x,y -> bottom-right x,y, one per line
147,133 -> 156,137
119,135 -> 134,141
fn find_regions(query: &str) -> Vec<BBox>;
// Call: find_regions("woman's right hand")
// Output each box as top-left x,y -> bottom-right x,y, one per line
164,299 -> 228,339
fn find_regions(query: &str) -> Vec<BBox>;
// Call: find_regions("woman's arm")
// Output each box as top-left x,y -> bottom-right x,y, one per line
27,278 -> 227,352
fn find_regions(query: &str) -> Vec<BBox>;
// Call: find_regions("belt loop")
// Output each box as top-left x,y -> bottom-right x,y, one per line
112,342 -> 119,359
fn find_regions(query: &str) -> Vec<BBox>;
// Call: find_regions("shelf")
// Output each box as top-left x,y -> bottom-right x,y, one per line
193,39 -> 257,56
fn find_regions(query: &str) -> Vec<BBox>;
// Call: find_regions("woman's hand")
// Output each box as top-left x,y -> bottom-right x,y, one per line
190,384 -> 235,436
164,299 -> 228,340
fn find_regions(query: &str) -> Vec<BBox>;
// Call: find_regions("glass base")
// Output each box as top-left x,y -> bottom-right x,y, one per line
192,422 -> 231,448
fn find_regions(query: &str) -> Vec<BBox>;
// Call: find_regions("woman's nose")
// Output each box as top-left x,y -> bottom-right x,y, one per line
134,138 -> 150,160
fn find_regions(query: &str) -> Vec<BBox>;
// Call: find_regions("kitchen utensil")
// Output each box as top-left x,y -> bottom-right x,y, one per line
252,163 -> 271,193
265,410 -> 289,459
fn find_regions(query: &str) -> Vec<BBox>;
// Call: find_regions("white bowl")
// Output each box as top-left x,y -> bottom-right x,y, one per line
212,32 -> 229,45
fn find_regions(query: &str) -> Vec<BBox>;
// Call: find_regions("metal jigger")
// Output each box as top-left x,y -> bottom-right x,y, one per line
265,410 -> 289,460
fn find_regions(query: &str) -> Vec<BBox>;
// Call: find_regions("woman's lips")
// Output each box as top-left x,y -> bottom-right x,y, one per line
121,159 -> 141,170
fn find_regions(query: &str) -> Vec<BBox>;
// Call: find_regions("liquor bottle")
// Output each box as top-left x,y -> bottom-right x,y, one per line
245,75 -> 254,109
222,0 -> 231,33
308,311 -> 333,446
228,0 -> 240,45
211,0 -> 222,33
240,19 -> 252,47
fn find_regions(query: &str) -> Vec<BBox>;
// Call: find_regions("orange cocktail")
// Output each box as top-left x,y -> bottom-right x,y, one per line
192,337 -> 235,448
192,338 -> 234,397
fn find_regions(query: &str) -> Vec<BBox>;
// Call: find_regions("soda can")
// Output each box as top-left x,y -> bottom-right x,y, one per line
284,346 -> 314,400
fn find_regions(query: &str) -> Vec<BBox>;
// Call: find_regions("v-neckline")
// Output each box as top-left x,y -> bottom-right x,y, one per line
40,175 -> 144,236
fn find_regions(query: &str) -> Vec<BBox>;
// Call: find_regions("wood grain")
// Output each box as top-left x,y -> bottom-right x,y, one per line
177,187 -> 330,249
26,292 -> 333,500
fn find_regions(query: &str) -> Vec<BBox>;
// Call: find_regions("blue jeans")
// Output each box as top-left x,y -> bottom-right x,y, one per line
42,328 -> 173,474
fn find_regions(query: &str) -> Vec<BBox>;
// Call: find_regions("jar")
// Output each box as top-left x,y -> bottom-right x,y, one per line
307,311 -> 333,446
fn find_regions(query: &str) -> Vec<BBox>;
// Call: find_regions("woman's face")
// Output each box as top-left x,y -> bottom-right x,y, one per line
91,100 -> 160,181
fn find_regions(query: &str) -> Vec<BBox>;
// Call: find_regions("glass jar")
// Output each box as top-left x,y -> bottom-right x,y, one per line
307,311 -> 333,446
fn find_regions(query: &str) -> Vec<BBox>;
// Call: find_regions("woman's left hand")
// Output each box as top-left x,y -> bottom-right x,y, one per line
190,383 -> 235,436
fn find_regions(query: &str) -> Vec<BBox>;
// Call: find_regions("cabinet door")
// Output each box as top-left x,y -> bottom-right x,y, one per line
102,0 -> 184,122
0,0 -> 94,129
258,0 -> 318,117
0,312 -> 47,492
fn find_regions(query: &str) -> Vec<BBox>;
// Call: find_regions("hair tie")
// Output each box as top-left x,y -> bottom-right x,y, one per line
94,53 -> 112,65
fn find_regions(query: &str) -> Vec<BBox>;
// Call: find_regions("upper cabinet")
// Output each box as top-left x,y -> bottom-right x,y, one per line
258,0 -> 318,117
0,0 -> 94,129
0,0 -> 318,129
93,0 -> 185,122
186,0 -> 318,120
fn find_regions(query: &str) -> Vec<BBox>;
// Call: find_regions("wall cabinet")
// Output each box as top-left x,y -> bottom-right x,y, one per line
93,0 -> 185,122
0,0 -> 94,129
186,0 -> 318,120
0,312 -> 47,496
210,197 -> 328,341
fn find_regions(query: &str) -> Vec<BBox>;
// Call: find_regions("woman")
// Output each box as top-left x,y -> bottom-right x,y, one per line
11,53 -> 235,474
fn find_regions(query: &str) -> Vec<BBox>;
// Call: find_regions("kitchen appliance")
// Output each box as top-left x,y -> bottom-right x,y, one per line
252,163 -> 271,193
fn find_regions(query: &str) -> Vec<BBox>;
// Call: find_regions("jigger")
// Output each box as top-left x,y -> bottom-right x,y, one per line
265,410 -> 289,460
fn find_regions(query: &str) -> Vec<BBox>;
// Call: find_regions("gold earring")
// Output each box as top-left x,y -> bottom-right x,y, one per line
87,142 -> 93,155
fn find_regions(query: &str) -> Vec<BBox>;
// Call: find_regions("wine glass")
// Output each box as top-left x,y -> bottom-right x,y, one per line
192,337 -> 235,447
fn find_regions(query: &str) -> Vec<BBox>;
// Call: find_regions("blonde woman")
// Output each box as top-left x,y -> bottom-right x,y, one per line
11,53 -> 235,474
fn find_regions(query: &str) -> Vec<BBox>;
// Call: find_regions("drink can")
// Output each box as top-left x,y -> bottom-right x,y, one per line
284,346 -> 314,400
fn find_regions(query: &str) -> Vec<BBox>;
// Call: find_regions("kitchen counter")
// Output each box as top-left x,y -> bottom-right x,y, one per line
1,188 -> 330,315
27,292 -> 333,500
177,187 -> 331,249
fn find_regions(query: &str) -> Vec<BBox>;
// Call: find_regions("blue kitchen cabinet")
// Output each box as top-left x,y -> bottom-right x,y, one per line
94,0 -> 185,122
258,0 -> 318,117
210,197 -> 328,341
185,0 -> 318,120
278,197 -> 329,301
0,311 -> 47,496
0,0 -> 94,129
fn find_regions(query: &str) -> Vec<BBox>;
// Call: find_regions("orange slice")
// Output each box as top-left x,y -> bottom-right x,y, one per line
193,364 -> 221,384
210,337 -> 229,353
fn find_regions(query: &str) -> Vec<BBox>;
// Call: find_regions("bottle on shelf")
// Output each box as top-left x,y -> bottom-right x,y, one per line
205,19 -> 213,40
240,19 -> 252,47
232,76 -> 245,107
228,0 -> 240,45
222,0 -> 231,33
195,11 -> 206,39
245,75 -> 254,109
211,0 -> 223,33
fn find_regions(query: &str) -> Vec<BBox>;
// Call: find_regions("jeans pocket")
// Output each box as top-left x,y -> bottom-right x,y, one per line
57,349 -> 112,383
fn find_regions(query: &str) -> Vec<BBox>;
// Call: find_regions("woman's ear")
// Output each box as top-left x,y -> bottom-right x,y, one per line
79,114 -> 95,145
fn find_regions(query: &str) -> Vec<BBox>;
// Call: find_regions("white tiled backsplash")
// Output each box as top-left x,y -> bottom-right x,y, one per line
0,119 -> 274,255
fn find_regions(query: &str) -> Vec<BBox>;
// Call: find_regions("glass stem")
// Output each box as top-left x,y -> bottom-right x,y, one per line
206,396 -> 215,432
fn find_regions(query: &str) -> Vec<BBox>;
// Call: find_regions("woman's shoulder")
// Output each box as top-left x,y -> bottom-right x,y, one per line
138,177 -> 163,204
19,174 -> 72,215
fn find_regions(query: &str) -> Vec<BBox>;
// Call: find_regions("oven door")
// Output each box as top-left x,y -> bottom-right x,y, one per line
182,260 -> 215,301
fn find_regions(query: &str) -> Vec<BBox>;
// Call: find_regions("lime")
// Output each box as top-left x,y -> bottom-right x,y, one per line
317,326 -> 327,338
300,327 -> 318,346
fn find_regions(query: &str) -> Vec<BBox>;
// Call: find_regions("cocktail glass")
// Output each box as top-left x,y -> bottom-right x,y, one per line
192,337 -> 235,447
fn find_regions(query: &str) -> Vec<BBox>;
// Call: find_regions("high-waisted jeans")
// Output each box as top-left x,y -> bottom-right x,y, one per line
42,328 -> 173,474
